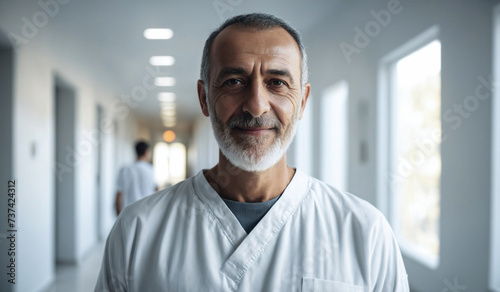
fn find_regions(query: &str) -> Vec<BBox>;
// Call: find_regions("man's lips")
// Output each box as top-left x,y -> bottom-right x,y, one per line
234,127 -> 275,135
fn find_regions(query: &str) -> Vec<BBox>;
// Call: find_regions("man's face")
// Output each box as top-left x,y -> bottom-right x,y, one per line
198,25 -> 310,172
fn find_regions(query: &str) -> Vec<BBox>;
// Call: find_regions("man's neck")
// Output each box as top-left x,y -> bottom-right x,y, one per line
137,156 -> 148,162
204,151 -> 295,202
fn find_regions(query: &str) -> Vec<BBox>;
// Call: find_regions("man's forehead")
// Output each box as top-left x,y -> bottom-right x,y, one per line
209,25 -> 301,67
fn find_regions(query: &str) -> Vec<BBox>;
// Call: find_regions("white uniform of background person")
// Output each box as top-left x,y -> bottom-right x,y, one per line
115,141 -> 156,215
96,13 -> 409,292
116,160 -> 155,208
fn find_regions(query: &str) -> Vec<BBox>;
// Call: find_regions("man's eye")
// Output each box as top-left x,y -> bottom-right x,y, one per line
269,80 -> 286,87
223,79 -> 242,86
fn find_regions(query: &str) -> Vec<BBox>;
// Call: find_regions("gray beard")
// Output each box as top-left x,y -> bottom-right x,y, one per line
207,99 -> 300,172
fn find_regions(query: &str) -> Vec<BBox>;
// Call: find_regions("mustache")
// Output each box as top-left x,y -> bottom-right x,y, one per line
226,112 -> 282,131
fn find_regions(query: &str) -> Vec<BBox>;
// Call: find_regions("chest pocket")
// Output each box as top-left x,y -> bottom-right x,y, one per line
302,277 -> 364,292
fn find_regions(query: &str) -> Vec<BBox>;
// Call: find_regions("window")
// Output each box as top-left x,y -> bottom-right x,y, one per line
154,142 -> 187,189
378,27 -> 441,268
168,142 -> 187,184
320,81 -> 349,191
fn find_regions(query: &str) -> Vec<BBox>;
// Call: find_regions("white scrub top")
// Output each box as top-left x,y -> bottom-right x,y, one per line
116,161 -> 156,208
97,169 -> 409,292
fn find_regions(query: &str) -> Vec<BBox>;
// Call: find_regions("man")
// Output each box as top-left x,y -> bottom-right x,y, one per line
96,13 -> 409,291
114,141 -> 156,215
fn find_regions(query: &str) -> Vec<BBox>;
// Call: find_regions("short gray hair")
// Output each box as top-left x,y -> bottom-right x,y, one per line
200,13 -> 309,90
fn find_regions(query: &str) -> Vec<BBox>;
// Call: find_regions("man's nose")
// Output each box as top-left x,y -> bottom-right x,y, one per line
242,80 -> 271,117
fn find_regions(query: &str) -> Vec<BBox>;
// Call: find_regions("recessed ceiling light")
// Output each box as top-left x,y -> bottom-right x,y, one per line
158,92 -> 176,102
163,120 -> 176,126
162,114 -> 176,120
150,56 -> 175,66
155,77 -> 176,87
161,110 -> 176,116
161,109 -> 176,114
161,101 -> 176,107
144,28 -> 173,40
161,102 -> 176,108
161,105 -> 176,110
161,108 -> 175,114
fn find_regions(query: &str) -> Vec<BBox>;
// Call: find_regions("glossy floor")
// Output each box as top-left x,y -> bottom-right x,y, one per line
43,242 -> 105,292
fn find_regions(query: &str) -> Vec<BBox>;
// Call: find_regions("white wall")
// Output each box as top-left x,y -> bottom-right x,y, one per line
188,117 -> 219,176
319,81 -> 349,192
303,0 -> 498,290
100,111 -> 118,239
14,45 -> 56,292
14,51 -> 138,292
0,2 -> 141,291
288,94 -> 314,176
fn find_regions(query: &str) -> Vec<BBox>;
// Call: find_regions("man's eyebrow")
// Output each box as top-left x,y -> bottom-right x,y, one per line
214,67 -> 295,84
266,69 -> 295,84
215,67 -> 249,81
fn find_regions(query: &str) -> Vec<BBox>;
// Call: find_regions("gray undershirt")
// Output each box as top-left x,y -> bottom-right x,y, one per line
222,195 -> 281,234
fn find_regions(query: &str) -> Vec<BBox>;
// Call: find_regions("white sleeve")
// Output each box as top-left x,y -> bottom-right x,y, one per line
95,216 -> 129,292
368,215 -> 410,292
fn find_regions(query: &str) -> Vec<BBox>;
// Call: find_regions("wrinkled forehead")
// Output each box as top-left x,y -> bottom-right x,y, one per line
209,25 -> 302,75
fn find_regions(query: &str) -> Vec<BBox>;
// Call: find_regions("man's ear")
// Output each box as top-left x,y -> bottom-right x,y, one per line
197,80 -> 210,117
299,83 -> 311,120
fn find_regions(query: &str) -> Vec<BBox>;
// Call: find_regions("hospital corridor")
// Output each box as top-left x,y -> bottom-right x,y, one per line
1,0 -> 500,291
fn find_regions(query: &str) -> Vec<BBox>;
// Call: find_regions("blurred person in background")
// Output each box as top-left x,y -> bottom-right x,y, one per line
114,140 -> 156,215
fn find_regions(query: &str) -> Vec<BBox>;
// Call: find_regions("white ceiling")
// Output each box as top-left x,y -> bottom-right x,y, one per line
2,0 -> 341,128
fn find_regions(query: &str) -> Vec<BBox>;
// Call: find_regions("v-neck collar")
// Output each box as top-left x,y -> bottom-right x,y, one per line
192,168 -> 311,288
